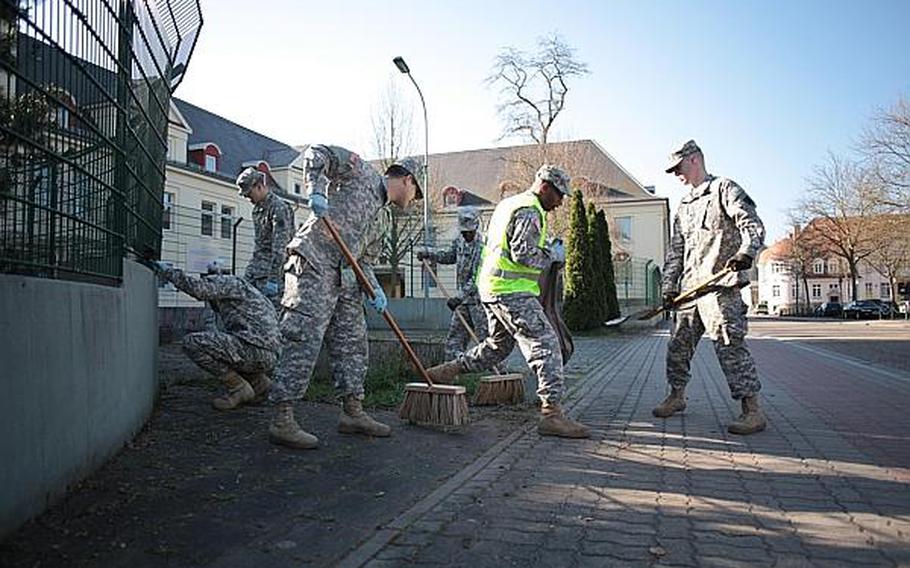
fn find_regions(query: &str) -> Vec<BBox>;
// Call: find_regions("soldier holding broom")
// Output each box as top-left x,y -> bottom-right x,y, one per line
267,145 -> 423,449
417,206 -> 489,360
425,165 -> 590,439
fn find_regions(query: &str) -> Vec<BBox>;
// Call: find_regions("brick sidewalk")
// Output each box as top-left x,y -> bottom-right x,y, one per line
343,332 -> 910,568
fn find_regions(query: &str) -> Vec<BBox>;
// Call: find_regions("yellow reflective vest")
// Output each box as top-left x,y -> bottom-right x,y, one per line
477,191 -> 547,298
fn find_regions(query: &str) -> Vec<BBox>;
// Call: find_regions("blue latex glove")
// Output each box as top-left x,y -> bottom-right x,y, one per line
550,240 -> 566,263
150,260 -> 168,273
364,286 -> 387,314
309,193 -> 328,217
263,280 -> 279,297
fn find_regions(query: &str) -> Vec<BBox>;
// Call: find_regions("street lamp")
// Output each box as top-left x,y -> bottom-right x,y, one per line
393,56 -> 430,298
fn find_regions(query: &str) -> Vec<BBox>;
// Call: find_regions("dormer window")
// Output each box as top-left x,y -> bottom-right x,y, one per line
205,154 -> 217,172
188,142 -> 222,171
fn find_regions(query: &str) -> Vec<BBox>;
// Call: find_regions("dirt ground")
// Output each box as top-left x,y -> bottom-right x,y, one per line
0,344 -> 535,568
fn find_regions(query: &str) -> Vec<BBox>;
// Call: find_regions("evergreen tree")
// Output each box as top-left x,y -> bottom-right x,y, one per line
563,190 -> 594,330
586,202 -> 606,325
595,210 -> 621,320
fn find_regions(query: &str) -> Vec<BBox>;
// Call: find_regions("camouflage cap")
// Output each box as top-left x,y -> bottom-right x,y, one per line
457,206 -> 480,231
665,139 -> 702,173
387,157 -> 424,199
535,164 -> 571,196
236,167 -> 266,195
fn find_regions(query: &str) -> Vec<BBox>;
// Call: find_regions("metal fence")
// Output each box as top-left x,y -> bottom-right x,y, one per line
614,256 -> 662,304
0,0 -> 201,284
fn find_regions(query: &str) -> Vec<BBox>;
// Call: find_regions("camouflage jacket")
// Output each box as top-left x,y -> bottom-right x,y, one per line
287,145 -> 388,274
427,232 -> 484,302
340,204 -> 389,295
162,267 -> 281,353
244,191 -> 294,285
662,174 -> 765,294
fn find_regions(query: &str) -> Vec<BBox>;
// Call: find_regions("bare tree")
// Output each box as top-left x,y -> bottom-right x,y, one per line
369,79 -> 422,297
795,153 -> 882,301
866,213 -> 910,305
782,218 -> 827,314
486,34 -> 588,147
861,97 -> 910,209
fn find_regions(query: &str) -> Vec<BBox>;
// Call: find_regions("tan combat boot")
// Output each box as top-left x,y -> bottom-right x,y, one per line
728,395 -> 767,435
212,370 -> 255,411
338,395 -> 391,437
268,403 -> 318,449
245,372 -> 272,400
538,403 -> 591,439
425,359 -> 464,385
652,387 -> 686,418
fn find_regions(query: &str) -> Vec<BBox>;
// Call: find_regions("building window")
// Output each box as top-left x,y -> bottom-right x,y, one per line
812,284 -> 821,298
813,261 -> 824,274
162,192 -> 174,230
294,182 -> 302,195
616,217 -> 632,242
201,201 -> 215,236
829,283 -> 838,290
205,154 -> 217,172
864,282 -> 873,298
881,282 -> 891,298
221,205 -> 234,239
772,285 -> 780,298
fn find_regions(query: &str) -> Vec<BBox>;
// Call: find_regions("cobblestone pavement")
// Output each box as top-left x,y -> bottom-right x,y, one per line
343,330 -> 910,568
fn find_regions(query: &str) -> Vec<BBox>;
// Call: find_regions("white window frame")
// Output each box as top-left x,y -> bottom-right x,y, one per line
617,216 -> 632,242
204,154 -> 217,172
812,284 -> 822,298
772,285 -> 780,298
201,201 -> 215,236
221,205 -> 234,239
813,261 -> 824,274
162,192 -> 174,231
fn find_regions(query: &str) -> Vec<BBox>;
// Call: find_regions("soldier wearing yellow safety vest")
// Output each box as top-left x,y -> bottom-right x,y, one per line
425,165 -> 590,438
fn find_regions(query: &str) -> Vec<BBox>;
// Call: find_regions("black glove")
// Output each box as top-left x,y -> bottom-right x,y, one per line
662,293 -> 677,311
416,250 -> 431,261
446,296 -> 463,311
725,253 -> 753,272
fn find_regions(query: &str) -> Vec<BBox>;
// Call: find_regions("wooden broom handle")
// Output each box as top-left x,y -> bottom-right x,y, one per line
672,266 -> 734,306
421,259 -> 481,345
321,217 -> 434,385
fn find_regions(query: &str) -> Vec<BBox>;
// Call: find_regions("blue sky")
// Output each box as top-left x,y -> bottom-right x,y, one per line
175,0 -> 910,242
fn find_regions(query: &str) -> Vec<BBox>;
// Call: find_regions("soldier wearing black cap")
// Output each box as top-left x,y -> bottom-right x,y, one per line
654,139 -> 767,435
268,145 -> 423,449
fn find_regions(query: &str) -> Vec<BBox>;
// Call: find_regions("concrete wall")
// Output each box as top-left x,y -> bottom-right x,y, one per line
0,260 -> 158,537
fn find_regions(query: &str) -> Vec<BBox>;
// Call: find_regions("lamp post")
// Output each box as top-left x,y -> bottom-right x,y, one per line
393,56 -> 430,298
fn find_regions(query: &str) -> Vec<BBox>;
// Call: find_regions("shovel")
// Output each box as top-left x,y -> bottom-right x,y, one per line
604,267 -> 734,327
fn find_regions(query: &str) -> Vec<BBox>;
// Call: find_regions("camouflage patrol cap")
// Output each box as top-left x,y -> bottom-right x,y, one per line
665,139 -> 702,173
236,167 -> 266,195
457,206 -> 480,231
387,157 -> 424,199
535,164 -> 571,196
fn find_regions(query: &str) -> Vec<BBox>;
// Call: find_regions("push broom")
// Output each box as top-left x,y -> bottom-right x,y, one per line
322,218 -> 469,426
603,267 -> 734,327
421,259 -> 525,406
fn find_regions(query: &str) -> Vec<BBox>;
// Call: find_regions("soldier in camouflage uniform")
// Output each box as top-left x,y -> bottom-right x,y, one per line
426,166 -> 590,439
653,140 -> 767,435
417,206 -> 490,360
268,145 -> 423,450
155,261 -> 281,411
236,168 -> 294,307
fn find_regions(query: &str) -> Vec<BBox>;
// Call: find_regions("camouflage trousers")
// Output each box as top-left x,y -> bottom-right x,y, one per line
666,289 -> 761,400
270,255 -> 368,404
182,332 -> 278,378
460,294 -> 564,405
444,301 -> 490,360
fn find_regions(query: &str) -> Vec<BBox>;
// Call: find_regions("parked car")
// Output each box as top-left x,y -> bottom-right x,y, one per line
754,301 -> 769,315
813,302 -> 842,317
842,300 -> 888,319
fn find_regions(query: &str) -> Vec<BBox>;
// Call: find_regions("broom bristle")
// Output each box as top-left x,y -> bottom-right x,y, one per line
472,374 -> 525,406
399,383 -> 469,426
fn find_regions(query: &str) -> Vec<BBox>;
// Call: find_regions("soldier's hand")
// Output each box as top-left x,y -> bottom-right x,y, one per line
149,260 -> 168,273
662,292 -> 677,311
263,280 -> 279,297
364,287 -> 387,314
550,240 -> 566,263
416,250 -> 431,262
725,253 -> 753,272
446,296 -> 463,311
309,193 -> 329,218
